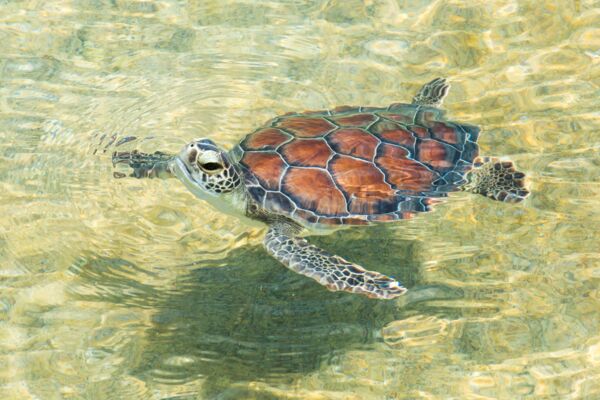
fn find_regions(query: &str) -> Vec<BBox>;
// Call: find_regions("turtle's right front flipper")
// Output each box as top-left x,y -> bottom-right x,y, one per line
112,150 -> 175,179
264,223 -> 407,300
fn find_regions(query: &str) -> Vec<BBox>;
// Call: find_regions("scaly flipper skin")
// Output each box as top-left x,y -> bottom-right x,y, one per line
264,223 -> 407,299
112,150 -> 175,179
462,157 -> 529,203
412,77 -> 450,107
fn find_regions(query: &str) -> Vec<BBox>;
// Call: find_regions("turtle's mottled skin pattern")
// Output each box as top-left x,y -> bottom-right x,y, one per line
264,224 -> 406,299
231,103 -> 480,228
463,156 -> 529,203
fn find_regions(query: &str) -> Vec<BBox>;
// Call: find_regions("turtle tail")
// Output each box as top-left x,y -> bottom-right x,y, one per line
462,157 -> 529,203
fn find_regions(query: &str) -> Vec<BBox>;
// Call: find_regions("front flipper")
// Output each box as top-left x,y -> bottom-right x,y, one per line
264,224 -> 407,299
112,150 -> 175,179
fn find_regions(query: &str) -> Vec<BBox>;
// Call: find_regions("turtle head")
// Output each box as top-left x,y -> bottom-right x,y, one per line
173,138 -> 242,199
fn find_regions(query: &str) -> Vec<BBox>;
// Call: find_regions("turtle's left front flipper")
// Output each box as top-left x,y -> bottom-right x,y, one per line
264,224 -> 407,299
112,150 -> 175,179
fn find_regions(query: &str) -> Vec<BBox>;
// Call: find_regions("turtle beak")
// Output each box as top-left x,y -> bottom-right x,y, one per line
179,143 -> 198,168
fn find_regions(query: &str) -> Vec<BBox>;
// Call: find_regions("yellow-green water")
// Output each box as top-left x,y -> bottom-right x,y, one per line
1,1 -> 599,399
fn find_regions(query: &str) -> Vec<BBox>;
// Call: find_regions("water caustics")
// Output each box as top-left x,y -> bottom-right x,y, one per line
0,1 -> 599,399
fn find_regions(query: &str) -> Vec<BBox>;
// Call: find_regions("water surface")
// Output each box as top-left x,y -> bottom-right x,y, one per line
1,1 -> 599,399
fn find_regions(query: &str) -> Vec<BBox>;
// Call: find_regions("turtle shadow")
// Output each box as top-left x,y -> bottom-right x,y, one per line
70,226 -> 444,398
127,227 -> 425,396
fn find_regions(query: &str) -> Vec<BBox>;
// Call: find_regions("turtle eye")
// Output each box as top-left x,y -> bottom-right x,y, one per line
198,161 -> 224,174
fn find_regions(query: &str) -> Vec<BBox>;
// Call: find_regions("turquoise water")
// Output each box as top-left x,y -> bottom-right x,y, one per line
1,1 -> 599,399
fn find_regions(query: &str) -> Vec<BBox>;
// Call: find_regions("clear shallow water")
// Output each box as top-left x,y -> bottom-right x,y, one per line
1,0 -> 599,398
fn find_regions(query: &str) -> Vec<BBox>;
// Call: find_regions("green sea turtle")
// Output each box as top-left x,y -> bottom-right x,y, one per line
113,78 -> 529,299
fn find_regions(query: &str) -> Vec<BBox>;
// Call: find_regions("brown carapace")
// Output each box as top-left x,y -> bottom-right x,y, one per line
234,103 -> 480,226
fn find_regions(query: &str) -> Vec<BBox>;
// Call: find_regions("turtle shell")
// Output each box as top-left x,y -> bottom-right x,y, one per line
231,103 -> 480,227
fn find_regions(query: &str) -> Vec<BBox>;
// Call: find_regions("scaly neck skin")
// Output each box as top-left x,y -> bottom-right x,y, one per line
170,157 -> 265,227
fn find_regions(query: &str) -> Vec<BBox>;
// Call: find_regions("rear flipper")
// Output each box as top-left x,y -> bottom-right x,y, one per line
412,77 -> 450,107
112,150 -> 175,179
463,157 -> 529,203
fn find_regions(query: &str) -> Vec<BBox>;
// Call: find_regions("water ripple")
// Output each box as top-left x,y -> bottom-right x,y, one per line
0,0 -> 599,398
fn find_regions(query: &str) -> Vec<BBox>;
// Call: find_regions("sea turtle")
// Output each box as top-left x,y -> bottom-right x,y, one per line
112,78 -> 529,299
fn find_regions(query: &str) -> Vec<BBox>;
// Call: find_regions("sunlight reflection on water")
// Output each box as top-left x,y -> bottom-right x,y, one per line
0,0 -> 599,399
